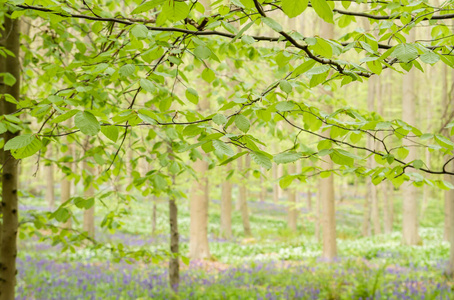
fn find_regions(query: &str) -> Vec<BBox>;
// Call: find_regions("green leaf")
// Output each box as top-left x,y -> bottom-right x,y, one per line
181,255 -> 190,266
317,140 -> 332,151
194,45 -> 212,60
201,68 -> 215,83
140,78 -> 155,93
101,126 -> 119,142
275,101 -> 295,112
131,24 -> 149,39
0,123 -> 6,134
397,147 -> 409,159
282,0 -> 309,18
279,80 -> 293,94
138,109 -> 157,125
219,151 -> 248,166
420,51 -> 440,65
413,159 -> 424,169
53,207 -> 70,223
84,197 -> 95,209
4,73 -> 17,86
251,151 -> 272,169
311,0 -> 334,23
51,109 -> 79,124
435,135 -> 454,149
262,17 -> 283,32
161,1 -> 189,22
119,64 -> 135,77
213,140 -> 235,157
4,134 -> 35,150
235,115 -> 250,133
74,111 -> 101,136
274,152 -> 301,164
131,0 -> 165,14
186,88 -> 199,104
293,60 -> 317,76
230,20 -> 255,44
330,149 -> 354,166
393,44 -> 418,63
367,60 -> 382,75
4,134 -> 43,159
279,175 -> 296,189
212,114 -> 228,125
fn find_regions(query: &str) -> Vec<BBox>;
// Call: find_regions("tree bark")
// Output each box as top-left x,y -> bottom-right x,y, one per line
83,157 -> 95,239
168,149 -> 179,292
238,155 -> 252,238
46,145 -> 55,210
272,163 -> 280,203
62,119 -> 73,229
401,30 -> 420,246
189,158 -> 210,259
151,196 -> 157,237
307,184 -> 312,211
287,163 -> 297,232
319,20 -> 337,261
443,63 -> 451,241
0,13 -> 21,300
315,187 -> 321,243
61,167 -> 72,229
220,163 -> 232,240
260,167 -> 266,202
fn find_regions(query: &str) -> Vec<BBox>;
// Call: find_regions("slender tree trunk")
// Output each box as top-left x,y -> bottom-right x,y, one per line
220,163 -> 232,239
319,20 -> 337,261
260,167 -> 266,202
61,168 -> 72,229
287,163 -> 297,232
401,30 -> 420,246
83,158 -> 95,239
307,184 -> 312,211
168,149 -> 179,292
0,13 -> 21,300
61,119 -> 73,229
272,163 -> 279,203
315,187 -> 321,243
189,157 -> 210,259
363,76 -> 376,236
383,182 -> 393,234
238,155 -> 252,237
443,64 -> 451,241
446,167 -> 454,276
46,146 -> 55,210
151,196 -> 157,236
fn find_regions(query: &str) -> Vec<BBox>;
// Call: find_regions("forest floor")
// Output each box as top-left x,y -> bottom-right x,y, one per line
16,190 -> 454,299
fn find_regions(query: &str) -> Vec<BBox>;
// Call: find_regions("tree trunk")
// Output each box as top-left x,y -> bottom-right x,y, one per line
446,167 -> 454,276
189,158 -> 210,259
319,20 -> 337,261
151,196 -> 157,237
238,155 -> 252,237
401,30 -> 420,246
272,163 -> 279,203
61,168 -> 72,229
315,187 -> 321,243
46,145 -> 55,210
168,148 -> 179,292
383,180 -> 393,234
83,158 -> 95,239
220,163 -> 232,240
307,184 -> 312,211
260,167 -> 266,202
0,13 -> 21,300
287,163 -> 297,232
443,63 -> 451,241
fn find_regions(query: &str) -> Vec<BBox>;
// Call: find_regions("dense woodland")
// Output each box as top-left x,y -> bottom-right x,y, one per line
2,0 -> 454,299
